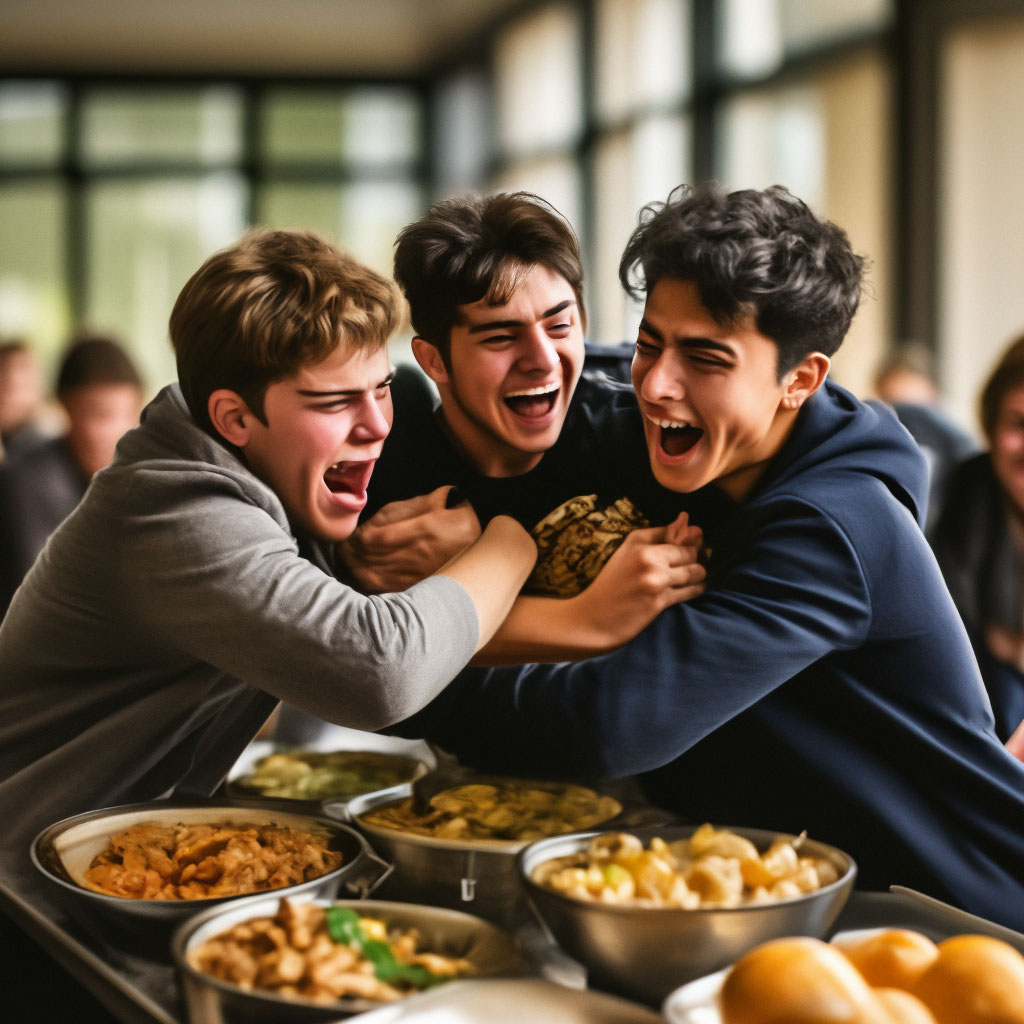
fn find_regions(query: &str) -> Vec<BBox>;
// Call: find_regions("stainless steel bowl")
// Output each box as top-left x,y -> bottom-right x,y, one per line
339,784 -> 533,929
518,824 -> 856,1006
31,799 -> 391,954
172,896 -> 527,1023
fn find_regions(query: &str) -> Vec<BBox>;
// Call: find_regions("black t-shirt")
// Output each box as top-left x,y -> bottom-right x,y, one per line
365,366 -> 696,596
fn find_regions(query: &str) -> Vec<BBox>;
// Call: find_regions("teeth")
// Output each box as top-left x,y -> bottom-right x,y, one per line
504,382 -> 559,399
648,416 -> 694,430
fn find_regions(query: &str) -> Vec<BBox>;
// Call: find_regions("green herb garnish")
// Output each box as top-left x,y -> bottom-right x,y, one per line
325,907 -> 449,989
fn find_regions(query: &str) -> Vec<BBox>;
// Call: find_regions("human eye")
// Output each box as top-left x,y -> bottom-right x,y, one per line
312,398 -> 355,412
479,332 -> 516,346
689,353 -> 729,368
634,337 -> 660,357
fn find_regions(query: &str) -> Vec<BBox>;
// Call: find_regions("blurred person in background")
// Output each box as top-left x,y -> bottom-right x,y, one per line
931,331 -> 1024,742
0,339 -> 46,463
873,340 -> 977,528
0,333 -> 144,617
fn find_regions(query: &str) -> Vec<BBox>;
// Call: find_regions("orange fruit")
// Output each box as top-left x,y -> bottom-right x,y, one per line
719,936 -> 891,1024
874,987 -> 938,1024
836,929 -> 939,989
912,934 -> 1024,1024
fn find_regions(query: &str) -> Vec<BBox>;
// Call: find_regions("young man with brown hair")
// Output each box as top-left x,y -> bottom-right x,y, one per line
343,191 -> 708,662
0,229 -> 537,875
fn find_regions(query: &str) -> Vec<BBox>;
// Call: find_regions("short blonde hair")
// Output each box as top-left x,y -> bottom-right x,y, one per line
170,228 -> 404,437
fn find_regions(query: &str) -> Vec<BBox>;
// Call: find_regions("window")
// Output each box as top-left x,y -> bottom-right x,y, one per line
0,80 -> 426,395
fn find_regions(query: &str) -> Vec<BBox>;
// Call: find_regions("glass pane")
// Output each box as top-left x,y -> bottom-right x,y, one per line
0,181 -> 69,369
719,0 -> 892,78
592,114 -> 690,344
0,82 -> 67,167
257,180 -> 423,277
80,87 -> 243,166
495,4 -> 583,157
719,52 -> 892,400
85,175 -> 247,392
940,14 -> 1024,436
489,158 -> 583,247
716,84 -> 825,206
433,70 -> 491,194
595,0 -> 690,124
262,87 -> 420,168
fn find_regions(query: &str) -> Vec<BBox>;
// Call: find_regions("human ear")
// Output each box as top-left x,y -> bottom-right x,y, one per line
411,336 -> 450,387
781,352 -> 830,411
208,389 -> 256,447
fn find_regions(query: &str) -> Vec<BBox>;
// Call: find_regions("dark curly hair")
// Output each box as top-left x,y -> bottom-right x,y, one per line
393,191 -> 585,366
619,184 -> 865,378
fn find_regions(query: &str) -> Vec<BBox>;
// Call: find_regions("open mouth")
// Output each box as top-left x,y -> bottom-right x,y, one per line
503,382 -> 559,419
651,417 -> 703,457
323,459 -> 376,497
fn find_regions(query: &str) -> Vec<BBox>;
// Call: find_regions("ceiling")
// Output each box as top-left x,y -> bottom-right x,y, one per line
1,0 -> 532,77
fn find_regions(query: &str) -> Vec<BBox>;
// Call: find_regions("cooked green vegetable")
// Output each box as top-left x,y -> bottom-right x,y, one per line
325,907 -> 448,989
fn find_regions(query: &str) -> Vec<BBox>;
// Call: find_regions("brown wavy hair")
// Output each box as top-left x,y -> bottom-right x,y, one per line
170,228 -> 404,437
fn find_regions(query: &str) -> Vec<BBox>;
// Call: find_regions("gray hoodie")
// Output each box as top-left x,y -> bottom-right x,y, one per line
0,384 -> 476,873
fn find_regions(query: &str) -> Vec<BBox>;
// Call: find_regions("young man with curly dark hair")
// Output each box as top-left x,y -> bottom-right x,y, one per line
394,183 -> 1024,930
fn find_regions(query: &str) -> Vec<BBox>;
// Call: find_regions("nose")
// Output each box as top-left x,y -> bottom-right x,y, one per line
351,392 -> 392,443
636,348 -> 685,404
518,325 -> 560,374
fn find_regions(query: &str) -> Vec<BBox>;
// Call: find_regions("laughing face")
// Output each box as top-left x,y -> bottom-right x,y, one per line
632,277 -> 824,502
991,383 -> 1024,517
415,263 -> 584,477
234,345 -> 393,542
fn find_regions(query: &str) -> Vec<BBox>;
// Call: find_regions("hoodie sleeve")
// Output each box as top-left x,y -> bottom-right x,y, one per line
392,494 -> 872,776
116,469 -> 479,730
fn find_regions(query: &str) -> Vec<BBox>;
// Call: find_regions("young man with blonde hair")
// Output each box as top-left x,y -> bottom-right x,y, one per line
0,229 -> 536,877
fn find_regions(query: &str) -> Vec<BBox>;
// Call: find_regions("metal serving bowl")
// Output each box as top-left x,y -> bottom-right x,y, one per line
172,896 -> 527,1023
225,744 -> 430,808
339,784 -> 534,929
31,799 -> 391,954
518,824 -> 857,1006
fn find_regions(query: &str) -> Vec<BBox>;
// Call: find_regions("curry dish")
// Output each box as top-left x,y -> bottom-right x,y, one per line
189,898 -> 473,1004
532,823 -> 841,908
359,781 -> 622,842
83,821 -> 343,900
234,749 -> 422,801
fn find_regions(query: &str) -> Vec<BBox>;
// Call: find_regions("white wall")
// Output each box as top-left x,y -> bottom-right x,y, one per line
940,13 -> 1024,438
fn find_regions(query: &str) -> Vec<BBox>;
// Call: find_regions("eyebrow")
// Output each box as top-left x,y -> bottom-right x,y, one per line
467,299 -> 575,335
295,372 -> 394,398
638,318 -> 735,356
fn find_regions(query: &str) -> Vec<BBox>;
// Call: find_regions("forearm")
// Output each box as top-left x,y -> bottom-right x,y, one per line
471,593 -> 624,666
434,515 -> 536,654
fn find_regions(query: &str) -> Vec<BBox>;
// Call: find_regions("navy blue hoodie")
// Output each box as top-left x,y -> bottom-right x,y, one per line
397,379 -> 1024,930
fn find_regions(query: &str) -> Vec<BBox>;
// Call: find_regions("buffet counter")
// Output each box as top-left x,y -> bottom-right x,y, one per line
4,865 -> 1023,1024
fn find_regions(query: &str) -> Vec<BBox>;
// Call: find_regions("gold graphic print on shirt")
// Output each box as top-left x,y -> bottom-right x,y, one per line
526,494 -> 649,597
